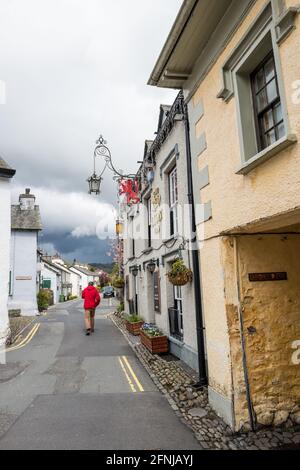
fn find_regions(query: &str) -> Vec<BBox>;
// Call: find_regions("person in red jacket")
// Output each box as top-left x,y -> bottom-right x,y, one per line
82,282 -> 101,335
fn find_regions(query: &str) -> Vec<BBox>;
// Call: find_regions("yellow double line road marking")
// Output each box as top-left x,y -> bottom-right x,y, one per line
6,323 -> 40,353
118,356 -> 144,393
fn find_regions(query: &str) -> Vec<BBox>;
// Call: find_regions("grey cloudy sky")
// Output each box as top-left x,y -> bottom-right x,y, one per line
0,0 -> 182,263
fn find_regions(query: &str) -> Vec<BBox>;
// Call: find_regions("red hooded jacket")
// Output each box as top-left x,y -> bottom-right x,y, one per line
82,285 -> 101,310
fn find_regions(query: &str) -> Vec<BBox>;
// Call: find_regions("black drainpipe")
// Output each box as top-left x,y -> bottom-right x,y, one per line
183,98 -> 208,388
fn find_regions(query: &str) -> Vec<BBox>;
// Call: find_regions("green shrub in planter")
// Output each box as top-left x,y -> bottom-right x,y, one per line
124,314 -> 144,324
37,289 -> 52,312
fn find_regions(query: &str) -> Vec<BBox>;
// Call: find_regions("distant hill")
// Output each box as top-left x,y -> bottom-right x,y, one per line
89,263 -> 114,274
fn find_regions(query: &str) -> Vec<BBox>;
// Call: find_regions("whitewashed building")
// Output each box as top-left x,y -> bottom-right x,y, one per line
8,189 -> 42,316
70,265 -> 99,292
123,98 -> 201,371
69,269 -> 81,298
0,157 -> 15,345
41,259 -> 62,304
51,257 -> 73,300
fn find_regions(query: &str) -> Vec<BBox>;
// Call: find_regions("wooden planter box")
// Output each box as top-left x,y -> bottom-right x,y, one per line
125,320 -> 144,336
140,330 -> 169,354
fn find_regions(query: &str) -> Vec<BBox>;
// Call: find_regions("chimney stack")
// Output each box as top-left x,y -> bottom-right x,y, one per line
19,188 -> 36,210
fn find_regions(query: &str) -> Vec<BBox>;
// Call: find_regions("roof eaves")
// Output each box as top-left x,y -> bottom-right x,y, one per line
147,0 -> 198,86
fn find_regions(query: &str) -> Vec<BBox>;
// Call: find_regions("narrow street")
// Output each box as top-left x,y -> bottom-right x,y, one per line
0,299 -> 200,450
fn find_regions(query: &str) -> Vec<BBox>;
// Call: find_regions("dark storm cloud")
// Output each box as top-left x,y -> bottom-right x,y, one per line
40,232 -> 112,264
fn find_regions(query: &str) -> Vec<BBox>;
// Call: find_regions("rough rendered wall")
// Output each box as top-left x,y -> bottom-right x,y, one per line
223,234 -> 300,430
222,237 -> 251,430
238,235 -> 300,428
184,0 -> 300,428
188,0 -> 300,239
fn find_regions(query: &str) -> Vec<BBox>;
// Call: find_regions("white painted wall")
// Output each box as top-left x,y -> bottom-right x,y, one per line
70,271 -> 81,297
8,231 -> 39,316
41,263 -> 61,304
70,267 -> 89,291
0,178 -> 11,345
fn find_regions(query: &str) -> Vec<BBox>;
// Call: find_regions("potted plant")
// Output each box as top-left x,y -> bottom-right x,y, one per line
140,323 -> 169,354
166,259 -> 193,286
124,314 -> 144,336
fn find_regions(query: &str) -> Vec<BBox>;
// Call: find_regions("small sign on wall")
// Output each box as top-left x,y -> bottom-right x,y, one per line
16,276 -> 32,281
248,272 -> 288,282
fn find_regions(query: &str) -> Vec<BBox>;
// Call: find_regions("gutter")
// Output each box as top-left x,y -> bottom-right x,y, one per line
234,237 -> 256,431
0,167 -> 16,178
183,98 -> 208,387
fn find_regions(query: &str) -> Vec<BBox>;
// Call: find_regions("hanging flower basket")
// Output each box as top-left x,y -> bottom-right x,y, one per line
166,259 -> 193,286
113,276 -> 125,289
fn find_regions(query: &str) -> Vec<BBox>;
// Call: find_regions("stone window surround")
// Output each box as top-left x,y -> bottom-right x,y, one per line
159,144 -> 180,178
160,145 -> 180,239
217,1 -> 298,174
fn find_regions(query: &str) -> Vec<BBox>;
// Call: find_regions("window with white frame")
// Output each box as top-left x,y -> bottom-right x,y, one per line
169,166 -> 178,236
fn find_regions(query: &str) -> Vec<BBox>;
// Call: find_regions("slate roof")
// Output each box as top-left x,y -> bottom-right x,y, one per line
143,140 -> 154,161
0,156 -> 16,178
157,104 -> 171,132
43,260 -> 61,275
51,262 -> 73,274
71,266 -> 99,277
11,206 -> 42,231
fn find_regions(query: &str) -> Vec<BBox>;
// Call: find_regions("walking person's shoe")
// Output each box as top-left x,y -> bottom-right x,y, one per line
86,329 -> 91,336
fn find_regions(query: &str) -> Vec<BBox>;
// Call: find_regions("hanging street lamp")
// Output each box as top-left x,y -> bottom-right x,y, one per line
87,135 -> 138,197
131,266 -> 140,277
146,259 -> 157,274
87,174 -> 103,195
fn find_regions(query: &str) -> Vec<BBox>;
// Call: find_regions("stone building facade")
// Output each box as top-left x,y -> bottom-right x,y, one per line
148,0 -> 300,430
123,101 -> 200,371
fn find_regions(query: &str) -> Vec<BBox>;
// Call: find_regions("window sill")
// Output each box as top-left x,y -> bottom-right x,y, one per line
169,335 -> 184,346
236,134 -> 297,175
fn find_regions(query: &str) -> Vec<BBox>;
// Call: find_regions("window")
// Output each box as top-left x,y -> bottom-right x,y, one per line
168,285 -> 183,341
251,54 -> 285,151
174,285 -> 183,335
169,166 -> 178,236
42,279 -> 51,289
218,5 -> 296,173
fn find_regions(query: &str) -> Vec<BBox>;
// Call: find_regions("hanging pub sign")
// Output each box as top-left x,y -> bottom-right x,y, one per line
153,270 -> 161,313
119,178 -> 140,205
249,272 -> 288,282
